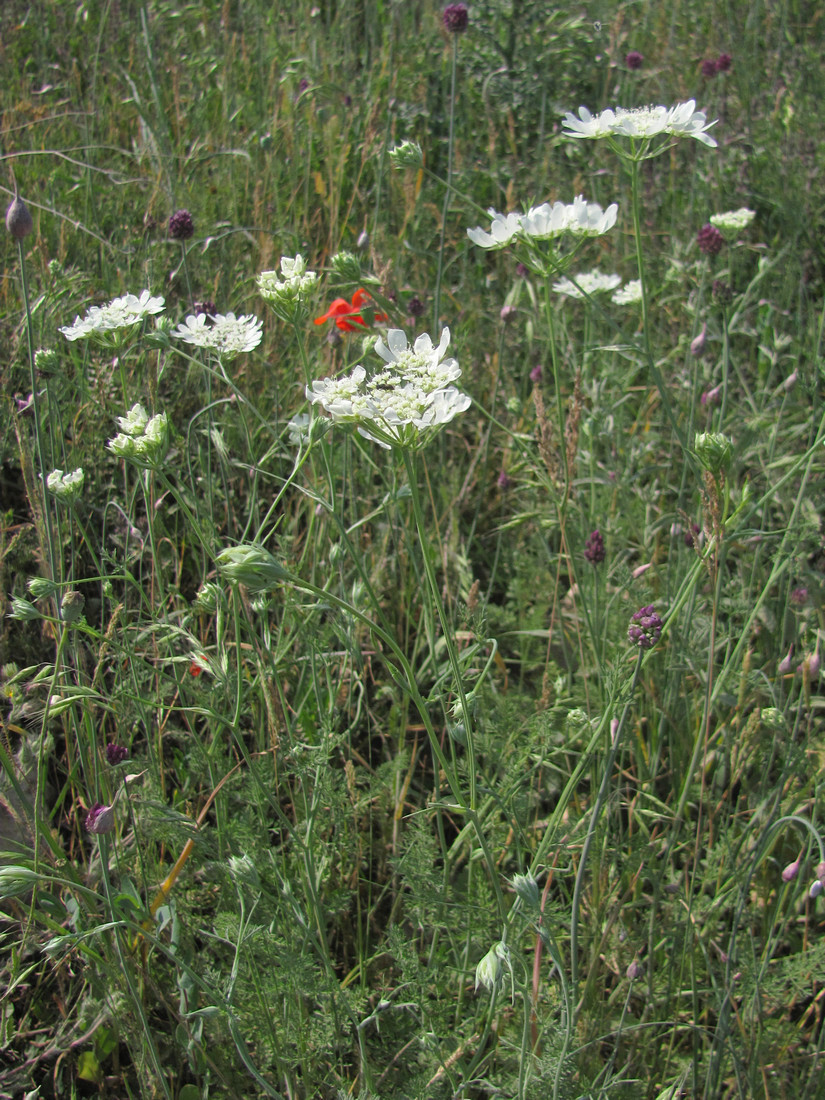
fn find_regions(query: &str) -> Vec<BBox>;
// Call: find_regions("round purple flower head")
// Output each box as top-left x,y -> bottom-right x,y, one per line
169,209 -> 194,240
529,363 -> 542,383
193,299 -> 217,317
628,605 -> 663,650
716,52 -> 732,72
497,470 -> 512,490
105,742 -> 129,766
584,530 -> 605,564
697,224 -> 724,256
443,3 -> 469,32
701,58 -> 718,78
625,51 -> 644,70
407,295 -> 426,318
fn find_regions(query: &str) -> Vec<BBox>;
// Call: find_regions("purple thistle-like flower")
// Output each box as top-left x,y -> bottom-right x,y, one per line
407,295 -> 426,317
443,3 -> 469,32
85,801 -> 115,834
105,742 -> 129,766
701,58 -> 718,78
716,52 -> 732,72
628,605 -> 663,649
584,529 -> 605,564
697,223 -> 725,256
169,209 -> 194,240
625,51 -> 644,70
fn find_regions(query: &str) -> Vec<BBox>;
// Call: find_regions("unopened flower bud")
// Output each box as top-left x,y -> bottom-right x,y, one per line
778,649 -> 793,675
9,597 -> 40,621
28,577 -> 58,600
760,707 -> 785,732
85,801 -> 115,835
475,940 -> 510,994
60,590 -> 85,623
330,251 -> 361,281
694,431 -> 733,476
809,879 -> 823,899
34,348 -> 60,375
6,194 -> 33,240
356,230 -> 370,252
783,370 -> 798,392
626,959 -> 643,980
511,871 -> 540,909
389,140 -> 424,170
781,859 -> 801,883
217,544 -> 289,592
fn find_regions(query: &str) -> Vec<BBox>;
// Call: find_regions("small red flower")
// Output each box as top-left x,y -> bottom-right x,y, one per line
189,661 -> 203,677
314,288 -> 387,332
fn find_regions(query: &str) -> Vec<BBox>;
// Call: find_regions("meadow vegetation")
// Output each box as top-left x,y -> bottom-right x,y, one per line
1,1 -> 824,1097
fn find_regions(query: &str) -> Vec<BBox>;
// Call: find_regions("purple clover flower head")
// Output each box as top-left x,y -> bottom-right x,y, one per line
701,58 -> 718,78
105,742 -> 129,766
628,605 -> 663,650
529,363 -> 542,383
443,3 -> 469,32
168,209 -> 194,240
497,470 -> 512,490
408,295 -> 425,317
716,52 -> 732,72
85,801 -> 115,835
193,299 -> 217,317
697,223 -> 725,256
790,586 -> 808,607
584,529 -> 605,564
625,50 -> 644,70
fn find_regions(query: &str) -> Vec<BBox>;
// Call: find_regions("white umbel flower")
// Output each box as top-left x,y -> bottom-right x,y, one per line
306,327 -> 470,448
471,196 -> 617,249
710,207 -> 755,234
46,467 -> 85,502
611,279 -> 643,304
562,99 -> 717,148
108,406 -> 170,469
173,312 -> 263,358
553,270 -> 622,298
258,254 -> 318,303
60,291 -> 165,341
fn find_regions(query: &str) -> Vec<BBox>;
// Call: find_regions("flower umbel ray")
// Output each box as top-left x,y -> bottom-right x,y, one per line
314,288 -> 388,331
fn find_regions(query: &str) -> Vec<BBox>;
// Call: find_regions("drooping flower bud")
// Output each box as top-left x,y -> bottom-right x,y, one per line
60,590 -> 86,623
85,801 -> 115,835
694,431 -> 733,476
217,544 -> 289,592
6,194 -> 33,240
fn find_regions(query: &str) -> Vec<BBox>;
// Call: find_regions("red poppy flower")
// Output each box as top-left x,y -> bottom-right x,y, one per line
314,288 -> 387,332
189,661 -> 203,677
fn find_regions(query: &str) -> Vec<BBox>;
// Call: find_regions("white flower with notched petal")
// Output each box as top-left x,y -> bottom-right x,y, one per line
60,291 -> 165,342
553,270 -> 622,299
467,209 -> 523,249
173,312 -> 263,358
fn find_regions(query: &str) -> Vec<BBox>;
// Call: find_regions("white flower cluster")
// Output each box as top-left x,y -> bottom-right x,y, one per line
258,254 -> 318,307
611,279 -> 643,305
710,207 -> 755,234
306,327 -> 471,449
46,467 -> 85,503
107,402 -> 170,469
173,312 -> 263,358
60,291 -> 165,342
561,100 -> 718,148
468,195 -> 618,250
553,270 -> 622,299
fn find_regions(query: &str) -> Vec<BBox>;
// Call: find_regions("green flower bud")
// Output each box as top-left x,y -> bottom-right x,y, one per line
694,431 -> 733,476
760,707 -> 785,732
9,597 -> 40,621
192,582 -> 222,614
34,348 -> 60,375
28,577 -> 58,600
475,940 -> 512,997
60,590 -> 85,623
0,865 -> 41,899
330,251 -> 361,281
388,140 -> 424,169
217,544 -> 289,592
511,871 -> 540,910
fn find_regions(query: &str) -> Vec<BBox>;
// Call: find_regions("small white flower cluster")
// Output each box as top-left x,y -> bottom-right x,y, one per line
306,327 -> 471,449
46,467 -> 85,503
173,312 -> 263,358
710,207 -> 755,235
60,291 -> 165,342
258,254 -> 318,315
553,269 -> 622,299
611,279 -> 643,305
562,100 -> 718,148
468,195 -> 617,250
107,402 -> 170,469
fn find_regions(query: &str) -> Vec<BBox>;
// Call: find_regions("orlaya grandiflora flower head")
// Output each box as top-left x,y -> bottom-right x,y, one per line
561,99 -> 718,151
553,269 -> 622,299
172,311 -> 262,359
258,254 -> 318,321
468,196 -> 617,251
306,327 -> 470,449
60,290 -> 165,343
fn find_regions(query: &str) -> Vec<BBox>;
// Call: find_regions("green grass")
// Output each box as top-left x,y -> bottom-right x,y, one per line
1,1 -> 824,1097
